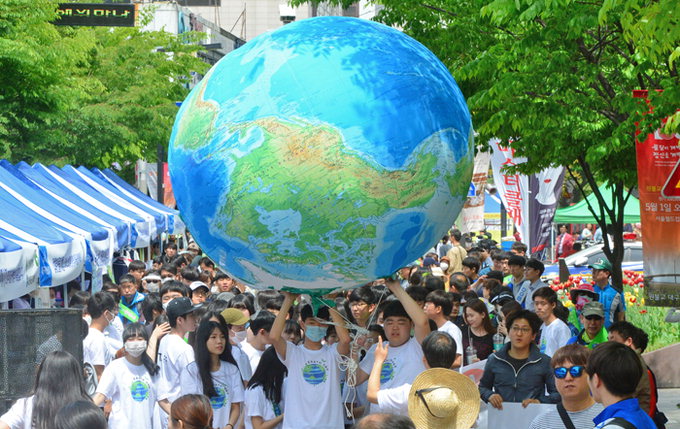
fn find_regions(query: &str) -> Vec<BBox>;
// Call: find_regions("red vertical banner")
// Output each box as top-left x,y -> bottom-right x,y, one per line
634,90 -> 680,306
162,162 -> 177,209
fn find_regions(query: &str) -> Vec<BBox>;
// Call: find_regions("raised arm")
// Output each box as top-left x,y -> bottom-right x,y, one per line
366,337 -> 389,404
329,298 -> 351,356
386,279 -> 430,343
269,292 -> 297,361
147,322 -> 171,363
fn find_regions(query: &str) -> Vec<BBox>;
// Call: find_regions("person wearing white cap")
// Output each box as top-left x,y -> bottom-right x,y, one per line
189,281 -> 211,305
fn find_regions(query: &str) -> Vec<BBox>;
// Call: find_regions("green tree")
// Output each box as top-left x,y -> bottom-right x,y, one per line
0,0 -> 209,178
292,0 -> 679,290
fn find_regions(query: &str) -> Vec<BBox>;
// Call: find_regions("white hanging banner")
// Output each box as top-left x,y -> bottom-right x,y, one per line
491,138 -> 531,246
461,150 -> 491,233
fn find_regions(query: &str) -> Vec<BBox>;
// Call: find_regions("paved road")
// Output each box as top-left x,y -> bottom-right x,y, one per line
659,389 -> 680,428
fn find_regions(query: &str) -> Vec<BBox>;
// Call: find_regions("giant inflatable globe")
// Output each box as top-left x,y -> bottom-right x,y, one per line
169,17 -> 473,293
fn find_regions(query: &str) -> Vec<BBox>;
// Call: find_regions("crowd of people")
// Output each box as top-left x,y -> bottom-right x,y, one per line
0,230 -> 667,429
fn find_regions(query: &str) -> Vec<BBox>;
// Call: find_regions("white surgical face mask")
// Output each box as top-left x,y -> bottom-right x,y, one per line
232,329 -> 247,344
162,302 -> 170,311
83,315 -> 92,326
125,340 -> 148,358
146,281 -> 160,293
440,262 -> 449,271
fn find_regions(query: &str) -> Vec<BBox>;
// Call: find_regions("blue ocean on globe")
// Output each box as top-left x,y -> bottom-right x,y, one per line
169,16 -> 474,293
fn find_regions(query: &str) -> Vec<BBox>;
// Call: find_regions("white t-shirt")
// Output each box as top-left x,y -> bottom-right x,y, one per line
376,383 -> 411,416
278,342 -> 344,429
157,334 -> 195,402
528,402 -> 603,429
0,396 -> 33,429
96,358 -> 157,429
244,384 -> 284,429
180,361 -> 245,429
232,344 -> 253,382
241,340 -> 265,374
359,337 -> 425,414
539,318 -> 572,357
83,327 -> 112,367
438,321 -> 463,357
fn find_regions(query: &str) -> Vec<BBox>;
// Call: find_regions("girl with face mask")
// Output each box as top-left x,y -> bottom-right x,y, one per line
180,318 -> 245,429
92,323 -> 159,429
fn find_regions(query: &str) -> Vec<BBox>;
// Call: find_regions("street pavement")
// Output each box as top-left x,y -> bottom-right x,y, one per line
659,389 -> 680,428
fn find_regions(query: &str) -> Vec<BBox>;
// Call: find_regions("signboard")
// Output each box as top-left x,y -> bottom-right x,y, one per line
528,166 -> 564,256
54,3 -> 137,27
634,90 -> 680,306
491,138 -> 531,247
461,150 -> 491,233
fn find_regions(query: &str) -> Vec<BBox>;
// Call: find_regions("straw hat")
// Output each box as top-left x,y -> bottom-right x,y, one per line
408,368 -> 480,429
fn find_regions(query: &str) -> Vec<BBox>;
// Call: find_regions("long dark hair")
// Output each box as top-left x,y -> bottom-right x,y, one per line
123,322 -> 159,376
32,351 -> 91,429
193,318 -> 238,397
54,400 -> 107,429
464,299 -> 497,335
248,347 -> 287,404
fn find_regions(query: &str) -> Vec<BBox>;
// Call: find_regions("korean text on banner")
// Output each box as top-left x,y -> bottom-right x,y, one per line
634,90 -> 680,306
461,150 -> 491,233
491,139 -> 530,247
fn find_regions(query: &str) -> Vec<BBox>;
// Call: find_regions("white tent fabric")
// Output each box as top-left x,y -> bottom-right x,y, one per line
0,161 -> 183,302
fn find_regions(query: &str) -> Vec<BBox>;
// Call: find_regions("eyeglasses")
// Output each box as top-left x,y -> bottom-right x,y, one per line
554,366 -> 585,379
511,326 -> 532,334
584,315 -> 603,321
350,301 -> 368,308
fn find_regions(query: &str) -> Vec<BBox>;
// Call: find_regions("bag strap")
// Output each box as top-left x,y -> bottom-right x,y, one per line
606,417 -> 638,429
557,403 -> 577,429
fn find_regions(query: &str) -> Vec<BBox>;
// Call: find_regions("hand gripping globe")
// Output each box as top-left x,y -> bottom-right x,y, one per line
169,17 -> 474,295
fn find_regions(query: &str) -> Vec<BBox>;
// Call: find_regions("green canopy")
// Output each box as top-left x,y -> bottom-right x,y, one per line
554,184 -> 640,224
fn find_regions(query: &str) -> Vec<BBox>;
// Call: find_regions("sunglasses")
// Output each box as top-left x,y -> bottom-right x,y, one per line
554,366 -> 585,379
584,315 -> 603,321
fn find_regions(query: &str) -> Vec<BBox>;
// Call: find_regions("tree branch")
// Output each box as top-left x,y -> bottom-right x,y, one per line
420,3 -> 457,17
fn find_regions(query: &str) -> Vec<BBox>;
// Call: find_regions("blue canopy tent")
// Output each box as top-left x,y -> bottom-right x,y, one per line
0,235 -> 38,302
67,165 -> 168,235
18,162 -> 151,248
0,161 -> 132,249
0,212 -> 86,288
93,167 -> 185,235
0,166 -> 114,270
44,164 -> 156,247
0,160 -> 183,302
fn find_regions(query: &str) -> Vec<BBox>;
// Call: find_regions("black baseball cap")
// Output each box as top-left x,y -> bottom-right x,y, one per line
166,297 -> 202,320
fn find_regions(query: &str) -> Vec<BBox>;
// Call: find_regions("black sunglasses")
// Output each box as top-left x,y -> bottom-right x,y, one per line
584,315 -> 603,321
554,366 -> 585,379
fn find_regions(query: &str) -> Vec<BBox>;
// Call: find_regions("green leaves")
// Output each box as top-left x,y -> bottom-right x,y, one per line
0,0 -> 208,173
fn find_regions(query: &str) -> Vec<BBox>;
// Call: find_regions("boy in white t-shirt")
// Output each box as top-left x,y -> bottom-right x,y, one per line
156,297 -> 201,420
354,279 -> 431,414
366,330 -> 459,415
269,292 -> 351,429
241,310 -> 276,374
533,287 -> 571,357
423,290 -> 463,368
83,291 -> 118,379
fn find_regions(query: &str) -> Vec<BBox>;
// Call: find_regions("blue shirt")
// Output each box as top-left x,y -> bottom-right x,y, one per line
593,398 -> 656,429
594,283 -> 625,329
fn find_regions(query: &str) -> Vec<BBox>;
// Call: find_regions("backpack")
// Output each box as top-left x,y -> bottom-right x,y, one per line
83,362 -> 98,397
647,368 -> 668,429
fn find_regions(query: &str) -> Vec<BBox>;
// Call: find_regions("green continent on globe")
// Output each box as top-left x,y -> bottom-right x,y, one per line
215,117 -> 452,272
173,74 -> 220,151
